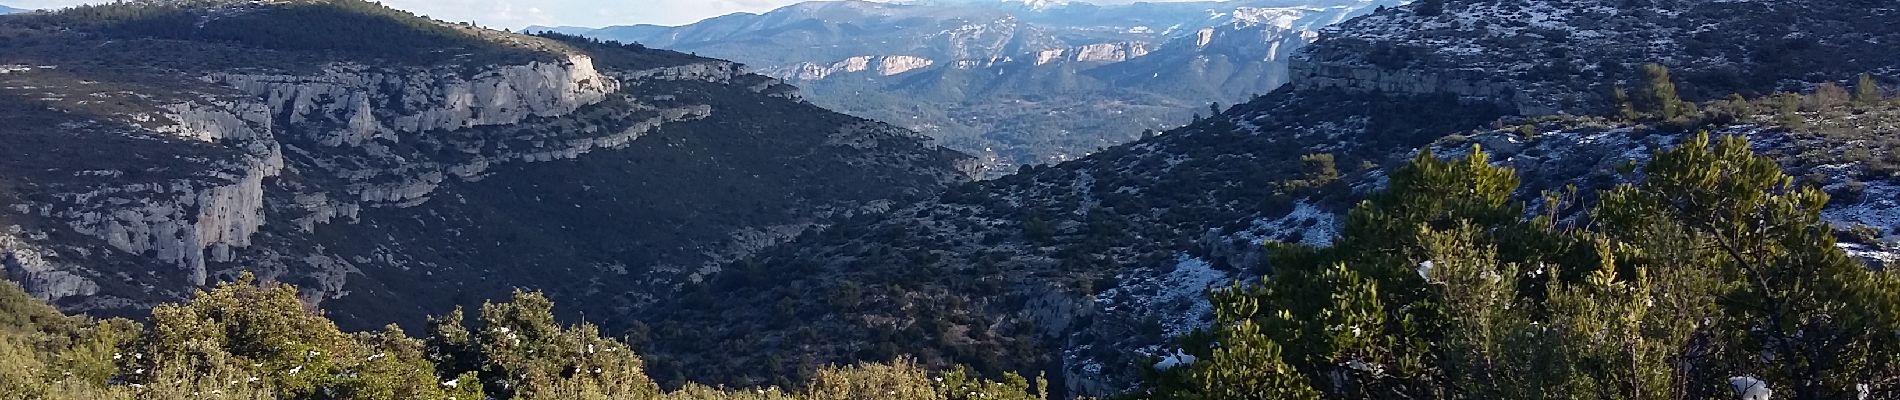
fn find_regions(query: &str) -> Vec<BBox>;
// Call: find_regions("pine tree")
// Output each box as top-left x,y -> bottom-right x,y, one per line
1777,93 -> 1808,131
1857,73 -> 1884,104
1193,293 -> 1322,400
1613,86 -> 1640,121
1812,82 -> 1851,109
1599,133 -> 1900,399
128,273 -> 478,400
1149,136 -> 1900,400
1639,64 -> 1685,120
1280,153 -> 1341,191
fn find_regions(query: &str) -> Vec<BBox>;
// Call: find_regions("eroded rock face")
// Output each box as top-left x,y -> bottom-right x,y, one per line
1290,52 -> 1526,112
1071,42 -> 1148,63
55,100 -> 285,288
20,55 -> 646,295
1,230 -> 100,301
211,54 -> 617,146
771,55 -> 939,81
2,20 -> 975,335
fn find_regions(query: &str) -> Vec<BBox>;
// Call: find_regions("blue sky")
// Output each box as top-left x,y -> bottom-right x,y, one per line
7,0 -> 1200,29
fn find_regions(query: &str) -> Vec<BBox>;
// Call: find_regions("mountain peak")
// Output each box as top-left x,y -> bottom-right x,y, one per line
895,0 -> 1071,10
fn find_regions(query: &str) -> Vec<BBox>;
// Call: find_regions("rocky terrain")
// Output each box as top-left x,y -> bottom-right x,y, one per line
629,0 -> 1900,396
540,0 -> 1399,171
0,0 -> 975,329
5,0 -> 1900,399
1295,0 -> 1900,114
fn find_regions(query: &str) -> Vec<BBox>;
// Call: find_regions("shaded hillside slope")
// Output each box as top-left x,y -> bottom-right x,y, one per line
0,0 -> 975,331
631,0 -> 1900,396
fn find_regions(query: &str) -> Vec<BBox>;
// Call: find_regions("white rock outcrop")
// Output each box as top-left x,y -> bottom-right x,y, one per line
210,54 -> 618,146
1,229 -> 100,301
1072,42 -> 1149,63
44,100 -> 288,287
771,55 -> 936,81
59,150 -> 283,286
622,61 -> 744,83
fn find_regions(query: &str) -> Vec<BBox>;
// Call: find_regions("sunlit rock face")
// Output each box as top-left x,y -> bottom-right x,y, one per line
211,54 -> 618,146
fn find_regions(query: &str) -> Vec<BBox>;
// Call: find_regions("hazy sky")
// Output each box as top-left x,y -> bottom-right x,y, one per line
5,0 -> 1200,29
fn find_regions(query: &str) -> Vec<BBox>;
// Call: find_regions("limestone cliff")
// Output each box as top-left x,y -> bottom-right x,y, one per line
0,2 -> 973,328
210,54 -> 617,146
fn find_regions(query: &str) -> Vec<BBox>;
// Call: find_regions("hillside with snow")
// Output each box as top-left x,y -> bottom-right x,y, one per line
544,0 -> 1398,172
626,0 -> 1900,396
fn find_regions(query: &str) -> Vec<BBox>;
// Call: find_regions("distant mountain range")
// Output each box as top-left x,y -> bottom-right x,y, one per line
535,0 -> 1399,171
0,4 -> 24,14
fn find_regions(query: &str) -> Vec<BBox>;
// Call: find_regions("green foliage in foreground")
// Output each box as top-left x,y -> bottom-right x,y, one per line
1144,133 -> 1900,400
0,276 -> 1047,400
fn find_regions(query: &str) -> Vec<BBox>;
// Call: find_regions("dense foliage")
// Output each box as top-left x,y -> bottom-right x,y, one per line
41,0 -> 543,65
1140,132 -> 1900,399
0,276 -> 1047,400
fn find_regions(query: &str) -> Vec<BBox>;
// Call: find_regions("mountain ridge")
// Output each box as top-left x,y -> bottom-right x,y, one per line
5,0 -> 1900,398
625,0 -> 1900,396
0,0 -> 976,331
540,0 -> 1397,170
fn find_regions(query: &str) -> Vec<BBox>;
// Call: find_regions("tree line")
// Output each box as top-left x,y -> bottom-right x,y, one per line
0,275 -> 1048,400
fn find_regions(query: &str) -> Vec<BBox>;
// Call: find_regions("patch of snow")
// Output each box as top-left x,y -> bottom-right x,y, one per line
1824,180 -> 1900,240
1074,170 -> 1098,217
1729,376 -> 1772,400
1153,349 -> 1197,370
1237,200 -> 1339,247
1096,254 -> 1232,338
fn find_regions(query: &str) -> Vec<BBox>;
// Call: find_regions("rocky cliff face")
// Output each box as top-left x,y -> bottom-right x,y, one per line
1290,50 -> 1524,110
0,2 -> 972,328
210,54 -> 616,146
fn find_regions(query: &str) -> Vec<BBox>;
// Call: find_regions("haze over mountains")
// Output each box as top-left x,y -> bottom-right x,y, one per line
538,0 -> 1399,170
